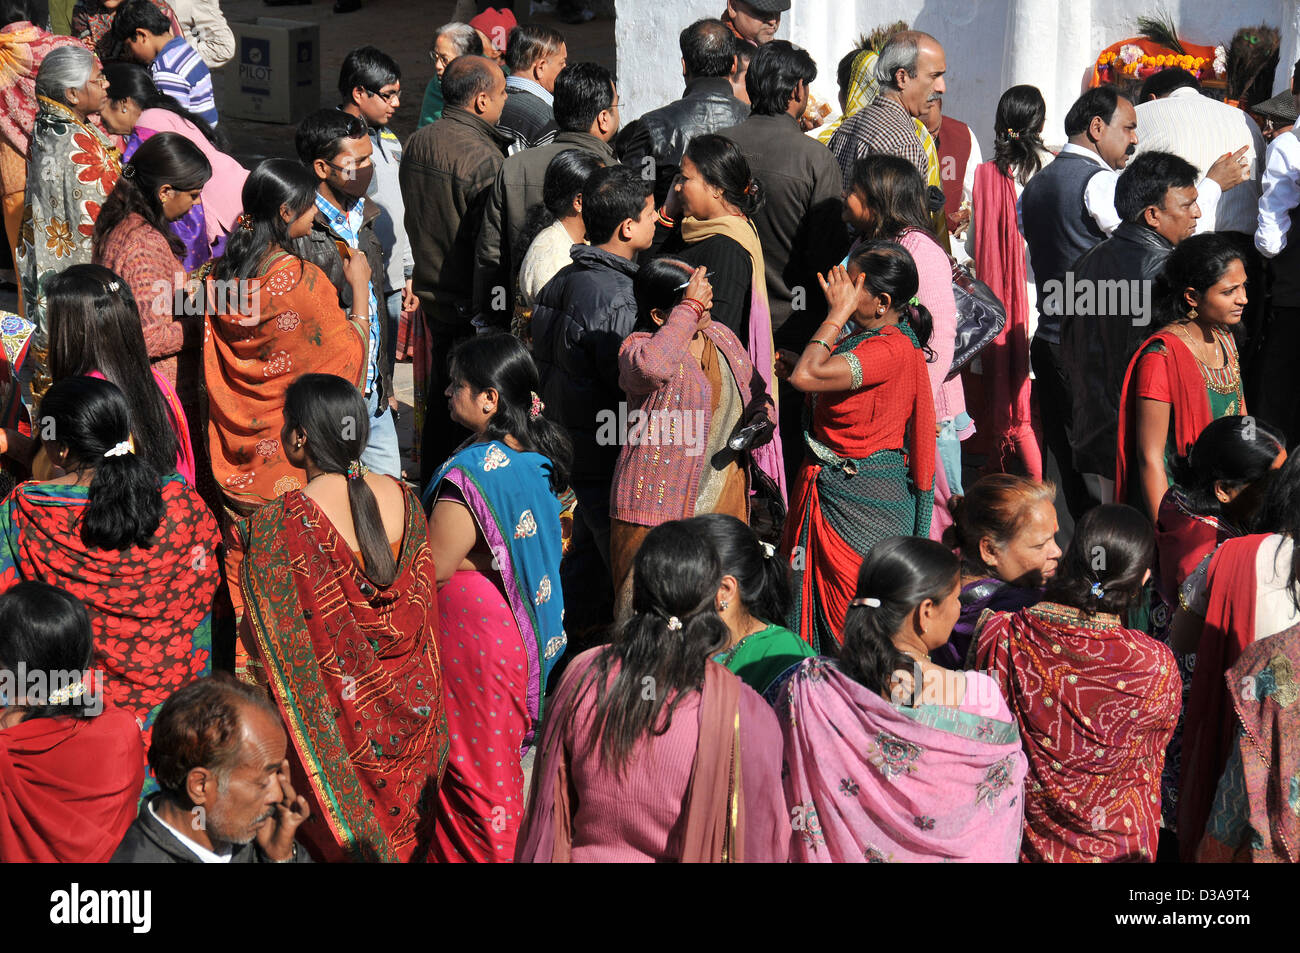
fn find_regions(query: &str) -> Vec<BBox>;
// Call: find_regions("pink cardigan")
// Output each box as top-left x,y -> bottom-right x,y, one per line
136,107 -> 248,245
899,228 -> 965,425
611,303 -> 771,527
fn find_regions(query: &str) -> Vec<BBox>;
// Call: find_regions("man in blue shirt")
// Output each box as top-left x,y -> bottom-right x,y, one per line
113,0 -> 219,128
295,110 -> 402,479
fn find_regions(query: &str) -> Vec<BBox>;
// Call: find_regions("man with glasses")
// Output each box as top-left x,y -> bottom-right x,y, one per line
295,109 -> 402,480
340,46 -> 417,387
474,62 -> 622,334
722,0 -> 788,48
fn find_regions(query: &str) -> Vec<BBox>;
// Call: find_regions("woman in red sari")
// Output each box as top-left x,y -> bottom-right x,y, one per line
0,377 -> 219,787
240,375 -> 447,862
1116,234 -> 1249,519
205,158 -> 367,644
1152,415 -> 1285,843
782,242 -> 936,651
0,581 -> 144,863
975,504 -> 1180,862
1174,450 -> 1300,860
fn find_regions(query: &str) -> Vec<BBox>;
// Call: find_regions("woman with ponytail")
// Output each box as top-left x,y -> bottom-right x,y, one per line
204,158 -> 367,650
784,240 -> 937,652
423,331 -> 573,862
966,84 -> 1053,480
92,131 -> 212,398
99,63 -> 247,271
46,263 -> 193,484
238,374 -> 448,862
682,513 -> 812,697
0,376 -> 219,788
609,260 -> 778,617
516,520 -> 788,862
779,535 -> 1026,863
975,504 -> 1180,862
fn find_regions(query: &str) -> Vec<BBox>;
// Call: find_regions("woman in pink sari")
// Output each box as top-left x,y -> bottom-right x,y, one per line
779,535 -> 1026,863
46,263 -> 194,484
517,520 -> 788,862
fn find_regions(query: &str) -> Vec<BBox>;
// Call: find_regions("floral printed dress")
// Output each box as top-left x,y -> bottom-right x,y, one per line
16,95 -> 120,392
0,475 -> 220,787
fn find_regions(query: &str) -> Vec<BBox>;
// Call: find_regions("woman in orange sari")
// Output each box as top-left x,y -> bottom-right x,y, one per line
205,159 -> 367,645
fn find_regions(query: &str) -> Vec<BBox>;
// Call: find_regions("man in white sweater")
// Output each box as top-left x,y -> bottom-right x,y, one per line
165,0 -> 234,69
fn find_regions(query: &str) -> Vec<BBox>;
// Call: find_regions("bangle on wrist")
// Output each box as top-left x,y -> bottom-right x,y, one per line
808,338 -> 833,352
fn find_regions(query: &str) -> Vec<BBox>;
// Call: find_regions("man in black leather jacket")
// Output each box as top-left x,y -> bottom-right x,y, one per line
1061,150 -> 1201,506
615,18 -> 748,205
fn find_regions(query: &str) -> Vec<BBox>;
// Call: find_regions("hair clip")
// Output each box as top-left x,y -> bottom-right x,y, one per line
760,541 -> 776,559
346,460 -> 369,481
850,596 -> 882,608
1090,581 -> 1105,599
237,212 -> 254,232
529,390 -> 544,420
121,163 -> 136,179
744,180 -> 757,196
1006,129 -> 1021,140
666,615 -> 683,631
907,296 -> 920,307
48,680 -> 87,704
103,440 -> 132,457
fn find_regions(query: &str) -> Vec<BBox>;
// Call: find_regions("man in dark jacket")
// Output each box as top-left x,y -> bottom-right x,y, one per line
531,166 -> 655,635
616,18 -> 748,204
720,39 -> 849,480
474,62 -> 621,327
112,678 -> 312,863
1062,150 -> 1201,506
401,55 -> 510,485
498,23 -> 566,151
295,108 -> 400,479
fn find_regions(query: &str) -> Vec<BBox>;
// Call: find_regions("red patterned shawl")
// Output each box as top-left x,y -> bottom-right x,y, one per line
240,483 -> 449,863
976,603 -> 1181,862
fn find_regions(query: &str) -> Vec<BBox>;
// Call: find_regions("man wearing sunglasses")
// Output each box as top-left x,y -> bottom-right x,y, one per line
721,0 -> 788,48
340,46 -> 418,387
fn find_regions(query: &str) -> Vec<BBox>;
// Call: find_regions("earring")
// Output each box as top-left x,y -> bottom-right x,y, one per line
1187,307 -> 1198,320
719,601 -> 729,611
876,306 -> 885,315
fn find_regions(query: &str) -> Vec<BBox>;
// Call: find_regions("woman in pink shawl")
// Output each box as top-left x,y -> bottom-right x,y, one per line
99,62 -> 246,270
968,85 -> 1053,479
779,535 -> 1027,863
517,521 -> 788,863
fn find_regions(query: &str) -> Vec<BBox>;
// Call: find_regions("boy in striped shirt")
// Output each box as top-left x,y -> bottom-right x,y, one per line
113,0 -> 219,127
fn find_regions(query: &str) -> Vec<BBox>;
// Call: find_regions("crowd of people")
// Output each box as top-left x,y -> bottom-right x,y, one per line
0,0 -> 1298,864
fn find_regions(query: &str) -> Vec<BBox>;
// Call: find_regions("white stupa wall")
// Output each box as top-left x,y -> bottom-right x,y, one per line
614,0 -> 1300,158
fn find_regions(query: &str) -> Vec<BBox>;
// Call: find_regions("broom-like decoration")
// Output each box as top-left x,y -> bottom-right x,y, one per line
1136,11 -> 1186,56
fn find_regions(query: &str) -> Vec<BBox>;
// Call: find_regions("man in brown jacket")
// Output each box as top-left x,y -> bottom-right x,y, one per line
400,55 -> 510,485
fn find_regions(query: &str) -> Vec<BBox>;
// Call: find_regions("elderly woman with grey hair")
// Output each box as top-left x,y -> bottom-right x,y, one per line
16,44 -> 121,396
418,22 -> 485,127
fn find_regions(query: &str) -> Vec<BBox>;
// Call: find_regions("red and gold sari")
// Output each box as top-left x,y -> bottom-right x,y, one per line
976,602 -> 1181,862
240,482 -> 449,862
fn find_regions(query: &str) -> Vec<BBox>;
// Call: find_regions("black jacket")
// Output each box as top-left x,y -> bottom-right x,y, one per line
111,794 -> 312,863
719,113 -> 851,349
296,195 -> 392,404
617,77 -> 749,204
1061,221 -> 1174,475
531,244 -> 639,482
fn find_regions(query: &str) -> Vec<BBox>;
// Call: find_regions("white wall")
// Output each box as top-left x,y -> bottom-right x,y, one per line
614,0 -> 1300,158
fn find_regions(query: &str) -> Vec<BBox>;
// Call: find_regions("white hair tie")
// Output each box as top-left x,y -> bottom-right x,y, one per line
103,440 -> 133,458
850,597 -> 882,608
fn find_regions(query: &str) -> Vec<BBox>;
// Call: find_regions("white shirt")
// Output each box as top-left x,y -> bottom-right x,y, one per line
1057,143 -> 1123,235
1134,87 -> 1263,234
1256,130 -> 1300,257
148,800 -> 234,863
165,0 -> 235,69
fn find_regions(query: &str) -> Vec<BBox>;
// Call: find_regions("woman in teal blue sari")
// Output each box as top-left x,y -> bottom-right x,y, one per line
423,332 -> 574,863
